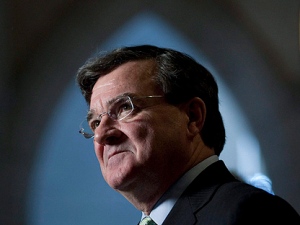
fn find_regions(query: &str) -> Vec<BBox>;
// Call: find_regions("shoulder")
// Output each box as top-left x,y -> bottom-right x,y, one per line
209,181 -> 300,224
166,161 -> 300,225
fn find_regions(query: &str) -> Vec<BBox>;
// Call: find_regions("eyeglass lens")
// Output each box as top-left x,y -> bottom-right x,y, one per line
79,96 -> 134,138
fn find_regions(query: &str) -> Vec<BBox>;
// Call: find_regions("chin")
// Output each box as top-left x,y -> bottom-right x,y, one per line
106,170 -> 137,191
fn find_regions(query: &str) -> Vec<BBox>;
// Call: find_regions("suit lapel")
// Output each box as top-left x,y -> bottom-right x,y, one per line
162,160 -> 236,224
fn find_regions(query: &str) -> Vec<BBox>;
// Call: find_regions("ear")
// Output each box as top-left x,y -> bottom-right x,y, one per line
186,97 -> 206,136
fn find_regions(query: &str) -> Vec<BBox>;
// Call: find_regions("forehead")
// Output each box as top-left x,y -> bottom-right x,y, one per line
90,60 -> 161,108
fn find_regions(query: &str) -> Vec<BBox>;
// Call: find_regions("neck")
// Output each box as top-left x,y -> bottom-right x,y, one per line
117,181 -> 169,214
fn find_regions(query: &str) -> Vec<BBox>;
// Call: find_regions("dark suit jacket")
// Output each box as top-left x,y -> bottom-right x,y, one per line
162,160 -> 300,225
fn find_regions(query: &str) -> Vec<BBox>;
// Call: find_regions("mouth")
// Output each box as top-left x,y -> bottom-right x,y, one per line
107,149 -> 128,161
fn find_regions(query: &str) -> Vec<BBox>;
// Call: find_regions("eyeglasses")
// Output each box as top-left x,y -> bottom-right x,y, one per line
79,95 -> 163,139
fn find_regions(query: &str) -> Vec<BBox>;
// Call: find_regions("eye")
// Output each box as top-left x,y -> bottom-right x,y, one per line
119,102 -> 132,112
111,98 -> 133,119
89,119 -> 100,132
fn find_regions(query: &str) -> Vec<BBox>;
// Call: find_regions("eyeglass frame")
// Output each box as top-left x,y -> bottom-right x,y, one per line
79,95 -> 164,139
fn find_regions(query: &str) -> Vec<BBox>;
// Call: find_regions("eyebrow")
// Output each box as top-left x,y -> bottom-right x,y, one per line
86,110 -> 96,122
86,92 -> 133,121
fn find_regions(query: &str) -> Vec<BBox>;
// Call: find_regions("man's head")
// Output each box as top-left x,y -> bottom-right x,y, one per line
76,45 -> 225,210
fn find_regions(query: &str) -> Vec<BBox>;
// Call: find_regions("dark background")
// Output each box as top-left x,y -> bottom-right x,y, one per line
1,0 -> 300,224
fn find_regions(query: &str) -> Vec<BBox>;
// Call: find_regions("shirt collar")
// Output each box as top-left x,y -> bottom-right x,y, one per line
141,155 -> 219,225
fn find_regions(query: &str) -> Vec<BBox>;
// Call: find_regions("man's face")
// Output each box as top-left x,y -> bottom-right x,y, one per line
89,60 -> 191,192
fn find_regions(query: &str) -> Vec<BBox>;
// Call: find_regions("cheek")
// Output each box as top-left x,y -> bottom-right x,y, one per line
123,121 -> 156,160
152,116 -> 188,153
94,142 -> 105,165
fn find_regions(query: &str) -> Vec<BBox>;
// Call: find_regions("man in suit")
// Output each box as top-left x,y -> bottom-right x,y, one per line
76,45 -> 300,224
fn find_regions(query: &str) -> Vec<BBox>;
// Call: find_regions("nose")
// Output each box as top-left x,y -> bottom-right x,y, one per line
93,116 -> 122,145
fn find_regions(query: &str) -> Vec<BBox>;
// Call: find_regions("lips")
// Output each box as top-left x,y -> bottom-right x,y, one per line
107,149 -> 128,161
